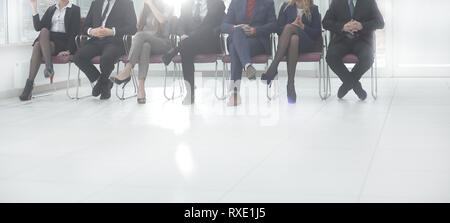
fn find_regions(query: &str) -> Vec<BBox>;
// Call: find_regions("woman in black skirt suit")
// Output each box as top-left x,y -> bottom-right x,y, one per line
19,0 -> 80,101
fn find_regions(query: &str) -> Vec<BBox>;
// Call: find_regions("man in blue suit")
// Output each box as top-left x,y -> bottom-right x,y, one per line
221,0 -> 277,106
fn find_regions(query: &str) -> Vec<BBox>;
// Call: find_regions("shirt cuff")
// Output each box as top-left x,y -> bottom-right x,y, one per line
112,27 -> 116,36
87,28 -> 93,36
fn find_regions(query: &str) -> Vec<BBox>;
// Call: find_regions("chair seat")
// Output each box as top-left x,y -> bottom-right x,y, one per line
222,54 -> 271,64
90,55 -> 125,64
173,54 -> 220,63
280,52 -> 322,62
342,54 -> 359,63
121,55 -> 165,64
42,55 -> 73,64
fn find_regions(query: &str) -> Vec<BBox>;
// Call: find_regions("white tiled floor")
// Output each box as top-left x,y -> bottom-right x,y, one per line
1,77 -> 449,203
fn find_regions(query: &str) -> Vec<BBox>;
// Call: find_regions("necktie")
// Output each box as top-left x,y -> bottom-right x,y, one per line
193,2 -> 201,23
346,0 -> 356,39
349,0 -> 355,17
101,0 -> 111,24
247,0 -> 256,22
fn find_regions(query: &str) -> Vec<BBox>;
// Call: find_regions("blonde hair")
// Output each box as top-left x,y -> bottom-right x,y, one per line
285,0 -> 314,21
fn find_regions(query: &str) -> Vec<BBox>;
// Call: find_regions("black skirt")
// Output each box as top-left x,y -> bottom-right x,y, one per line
32,31 -> 69,56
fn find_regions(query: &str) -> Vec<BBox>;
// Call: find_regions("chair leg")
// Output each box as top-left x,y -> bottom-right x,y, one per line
371,64 -> 378,100
266,62 -> 279,101
215,61 -> 227,100
72,67 -> 92,100
66,62 -> 76,99
164,63 -> 184,101
115,62 -> 137,100
319,59 -> 330,100
32,64 -> 58,99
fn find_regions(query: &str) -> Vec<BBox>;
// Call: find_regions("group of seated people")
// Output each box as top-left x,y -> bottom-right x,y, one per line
20,0 -> 384,106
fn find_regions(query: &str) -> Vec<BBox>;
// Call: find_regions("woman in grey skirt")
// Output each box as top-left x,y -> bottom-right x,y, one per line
110,0 -> 173,104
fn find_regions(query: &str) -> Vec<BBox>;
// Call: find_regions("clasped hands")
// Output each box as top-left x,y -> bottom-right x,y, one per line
233,24 -> 256,37
343,19 -> 363,35
291,14 -> 305,29
90,27 -> 115,38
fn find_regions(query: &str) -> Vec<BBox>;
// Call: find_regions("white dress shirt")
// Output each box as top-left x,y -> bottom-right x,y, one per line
88,0 -> 117,37
192,0 -> 208,21
51,2 -> 73,33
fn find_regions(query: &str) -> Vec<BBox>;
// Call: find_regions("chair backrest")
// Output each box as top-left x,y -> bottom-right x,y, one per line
312,14 -> 324,53
79,17 -> 86,35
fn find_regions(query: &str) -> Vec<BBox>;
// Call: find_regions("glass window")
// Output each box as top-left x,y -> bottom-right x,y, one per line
77,0 -> 92,17
0,0 -> 6,44
78,0 -> 145,18
19,0 -> 55,43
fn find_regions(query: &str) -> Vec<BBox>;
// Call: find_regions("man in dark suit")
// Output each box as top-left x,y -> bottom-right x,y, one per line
73,0 -> 137,100
323,0 -> 384,100
162,0 -> 225,105
221,0 -> 277,106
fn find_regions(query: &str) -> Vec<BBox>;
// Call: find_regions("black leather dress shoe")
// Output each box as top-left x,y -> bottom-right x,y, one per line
92,81 -> 103,97
337,83 -> 352,99
353,81 -> 367,101
100,79 -> 114,100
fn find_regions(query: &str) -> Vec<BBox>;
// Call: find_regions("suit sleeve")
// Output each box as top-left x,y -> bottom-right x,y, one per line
254,1 -> 277,37
277,3 -> 287,36
114,1 -> 137,37
322,0 -> 346,34
198,0 -> 225,35
82,1 -> 95,35
67,7 -> 81,54
303,6 -> 321,39
33,7 -> 51,31
360,0 -> 385,34
220,0 -> 236,34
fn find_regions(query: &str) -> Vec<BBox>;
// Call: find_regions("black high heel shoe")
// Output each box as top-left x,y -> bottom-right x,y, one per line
44,66 -> 54,78
261,71 -> 278,87
110,75 -> 131,87
287,84 -> 297,104
19,79 -> 34,101
44,66 -> 55,83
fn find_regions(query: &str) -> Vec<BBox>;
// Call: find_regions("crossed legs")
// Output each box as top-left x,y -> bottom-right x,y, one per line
326,39 -> 373,100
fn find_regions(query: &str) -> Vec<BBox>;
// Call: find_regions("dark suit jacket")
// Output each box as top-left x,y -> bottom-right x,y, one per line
221,0 -> 278,54
277,4 -> 321,39
82,0 -> 137,43
322,0 -> 384,45
178,0 -> 225,41
32,4 -> 81,54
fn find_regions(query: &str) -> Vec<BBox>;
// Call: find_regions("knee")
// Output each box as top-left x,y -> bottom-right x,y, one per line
232,26 -> 245,37
73,50 -> 88,64
134,32 -> 145,38
283,24 -> 296,33
100,54 -> 117,66
40,28 -> 50,35
290,34 -> 299,43
33,41 -> 40,49
359,53 -> 374,64
326,49 -> 340,63
142,42 -> 151,51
